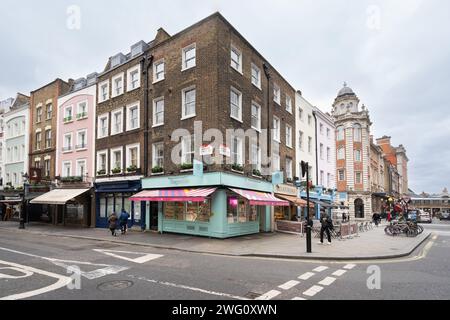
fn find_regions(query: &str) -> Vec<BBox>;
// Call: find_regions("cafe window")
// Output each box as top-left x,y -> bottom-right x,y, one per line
164,200 -> 211,222
227,196 -> 257,223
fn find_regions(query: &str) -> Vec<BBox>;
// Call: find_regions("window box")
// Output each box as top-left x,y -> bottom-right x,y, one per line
60,176 -> 83,183
126,165 -> 139,173
180,163 -> 193,170
76,112 -> 87,120
111,168 -> 122,175
64,116 -> 73,123
286,178 -> 293,184
152,166 -> 164,174
231,163 -> 244,172
97,169 -> 106,176
252,169 -> 262,177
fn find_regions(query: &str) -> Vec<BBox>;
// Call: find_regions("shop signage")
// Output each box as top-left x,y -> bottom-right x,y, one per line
219,144 -> 231,157
272,172 -> 284,185
274,184 -> 298,196
200,145 -> 214,156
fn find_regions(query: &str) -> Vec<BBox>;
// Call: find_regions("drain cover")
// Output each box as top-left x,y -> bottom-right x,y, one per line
97,280 -> 134,291
244,292 -> 261,299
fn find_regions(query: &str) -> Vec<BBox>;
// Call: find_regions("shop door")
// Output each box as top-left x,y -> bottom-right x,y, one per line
150,202 -> 159,231
96,196 -> 109,228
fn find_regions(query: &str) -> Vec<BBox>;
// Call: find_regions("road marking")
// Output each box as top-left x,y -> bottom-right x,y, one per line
0,267 -> 34,279
255,290 -> 281,300
313,266 -> 329,272
298,272 -> 315,280
303,285 -> 323,297
318,276 -> 336,286
292,297 -> 307,300
278,280 -> 300,290
0,260 -> 72,300
128,275 -> 249,300
93,249 -> 163,264
343,264 -> 356,270
332,269 -> 347,277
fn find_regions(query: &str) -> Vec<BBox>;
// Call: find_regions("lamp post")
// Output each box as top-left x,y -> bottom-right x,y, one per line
301,161 -> 312,253
19,172 -> 29,229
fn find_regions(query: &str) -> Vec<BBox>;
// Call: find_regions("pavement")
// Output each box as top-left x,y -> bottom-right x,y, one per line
0,220 -> 431,260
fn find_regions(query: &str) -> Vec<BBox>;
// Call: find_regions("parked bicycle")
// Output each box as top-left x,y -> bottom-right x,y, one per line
384,220 -> 424,237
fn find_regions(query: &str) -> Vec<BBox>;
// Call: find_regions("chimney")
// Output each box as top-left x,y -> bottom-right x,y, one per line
154,28 -> 170,45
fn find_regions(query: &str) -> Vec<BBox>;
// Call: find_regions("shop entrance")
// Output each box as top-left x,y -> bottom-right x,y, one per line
150,202 -> 159,231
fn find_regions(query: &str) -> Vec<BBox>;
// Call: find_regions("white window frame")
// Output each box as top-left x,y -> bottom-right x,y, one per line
46,103 -> 52,120
45,129 -> 52,149
76,159 -> 87,177
152,97 -> 164,127
338,169 -> 345,181
273,84 -> 281,105
319,123 -> 324,135
355,171 -> 362,184
110,147 -> 123,173
355,149 -> 362,162
337,126 -> 345,141
98,80 -> 110,103
286,124 -> 293,148
126,102 -> 140,131
286,95 -> 292,113
251,143 -> 261,171
76,129 -> 87,150
230,87 -> 242,122
97,113 -> 109,138
308,136 -> 313,154
286,158 -> 293,179
181,135 -> 195,165
251,63 -> 261,89
181,86 -> 196,120
152,59 -> 165,83
327,128 -> 330,139
320,171 -> 324,186
152,143 -> 164,169
182,43 -> 196,71
353,124 -> 362,142
111,107 -> 124,135
96,150 -> 108,174
76,100 -> 88,120
62,161 -> 72,178
251,101 -> 261,131
230,45 -> 243,74
63,132 -> 73,153
299,108 -> 304,121
126,143 -> 140,169
320,143 -> 324,159
127,64 -> 141,91
338,147 -> 345,160
231,135 -> 243,166
272,153 -> 280,172
273,116 -> 281,143
327,147 -> 331,162
112,73 -> 125,97
298,131 -> 304,150
64,105 -> 73,122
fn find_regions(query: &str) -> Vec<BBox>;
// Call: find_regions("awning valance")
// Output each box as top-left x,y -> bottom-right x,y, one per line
276,194 -> 315,208
30,189 -> 90,205
130,188 -> 217,202
229,188 -> 289,206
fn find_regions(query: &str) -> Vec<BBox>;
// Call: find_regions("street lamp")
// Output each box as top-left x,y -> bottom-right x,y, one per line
301,161 -> 312,253
19,172 -> 29,229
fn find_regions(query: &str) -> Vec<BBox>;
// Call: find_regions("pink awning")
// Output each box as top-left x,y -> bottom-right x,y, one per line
229,188 -> 290,206
130,188 -> 217,202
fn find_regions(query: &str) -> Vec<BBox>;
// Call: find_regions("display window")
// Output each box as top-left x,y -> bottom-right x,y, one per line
164,200 -> 211,222
227,195 -> 258,223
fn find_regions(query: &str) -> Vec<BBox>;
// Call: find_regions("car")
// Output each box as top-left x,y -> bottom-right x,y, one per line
440,212 -> 450,221
418,211 -> 432,223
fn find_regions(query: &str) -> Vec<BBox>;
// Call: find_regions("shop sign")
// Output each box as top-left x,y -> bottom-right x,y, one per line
274,184 -> 298,196
219,144 -> 231,157
200,145 -> 214,156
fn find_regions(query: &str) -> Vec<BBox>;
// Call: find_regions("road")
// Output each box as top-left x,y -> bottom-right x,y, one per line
0,221 -> 449,300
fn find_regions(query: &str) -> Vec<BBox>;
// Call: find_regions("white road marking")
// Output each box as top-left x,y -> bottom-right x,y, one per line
0,260 -> 72,300
332,269 -> 347,277
343,264 -> 356,270
292,297 -> 306,300
278,280 -> 300,290
128,275 -> 249,300
313,266 -> 329,272
255,290 -> 282,300
318,276 -> 336,286
93,249 -> 163,264
298,272 -> 315,280
0,267 -> 33,279
303,285 -> 323,297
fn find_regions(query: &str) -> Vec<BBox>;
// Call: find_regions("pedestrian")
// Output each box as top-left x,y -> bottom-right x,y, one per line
372,213 -> 380,227
342,212 -> 347,222
108,212 -> 118,237
119,208 -> 130,235
318,212 -> 333,245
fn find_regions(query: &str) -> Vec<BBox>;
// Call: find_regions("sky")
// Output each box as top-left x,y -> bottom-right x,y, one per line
0,0 -> 449,194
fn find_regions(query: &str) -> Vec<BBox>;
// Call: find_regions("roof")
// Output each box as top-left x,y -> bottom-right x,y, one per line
337,82 -> 356,97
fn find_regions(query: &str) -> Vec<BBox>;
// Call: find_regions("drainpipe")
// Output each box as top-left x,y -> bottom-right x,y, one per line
312,111 -> 319,186
263,64 -> 271,160
142,54 -> 154,177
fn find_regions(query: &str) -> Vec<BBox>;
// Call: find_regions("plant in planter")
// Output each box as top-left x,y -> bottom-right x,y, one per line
232,163 -> 244,172
152,166 -> 164,174
252,169 -> 262,177
97,169 -> 106,175
16,186 -> 24,191
287,178 -> 293,183
127,165 -> 138,173
111,167 -> 122,174
180,163 -> 193,170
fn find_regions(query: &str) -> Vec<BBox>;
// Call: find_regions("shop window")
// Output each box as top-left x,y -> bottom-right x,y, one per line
164,200 -> 211,222
227,196 -> 257,223
99,197 -> 106,218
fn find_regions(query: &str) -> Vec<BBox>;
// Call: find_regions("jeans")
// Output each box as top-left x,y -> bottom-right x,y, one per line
320,226 -> 331,243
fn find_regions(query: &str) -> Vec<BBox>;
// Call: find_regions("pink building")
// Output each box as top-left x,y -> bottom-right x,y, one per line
56,75 -> 97,184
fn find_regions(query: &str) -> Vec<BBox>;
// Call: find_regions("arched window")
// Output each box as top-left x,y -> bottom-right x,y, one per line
338,147 -> 345,160
337,126 -> 344,141
353,124 -> 362,142
355,199 -> 364,218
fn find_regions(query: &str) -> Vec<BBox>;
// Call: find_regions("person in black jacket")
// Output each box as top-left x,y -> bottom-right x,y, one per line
318,212 -> 333,245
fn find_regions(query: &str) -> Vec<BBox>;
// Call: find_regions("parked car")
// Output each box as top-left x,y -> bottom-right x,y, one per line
418,210 -> 432,223
440,212 -> 450,221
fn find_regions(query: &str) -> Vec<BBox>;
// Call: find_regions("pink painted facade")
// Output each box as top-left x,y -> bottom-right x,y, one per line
56,83 -> 96,184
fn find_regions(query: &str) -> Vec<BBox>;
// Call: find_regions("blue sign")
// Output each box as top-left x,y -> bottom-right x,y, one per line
272,171 -> 284,185
193,159 -> 203,177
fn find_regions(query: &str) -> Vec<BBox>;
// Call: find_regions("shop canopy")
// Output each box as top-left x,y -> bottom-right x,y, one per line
310,199 -> 333,208
130,188 -> 217,202
30,189 -> 90,205
229,188 -> 290,206
276,194 -> 315,208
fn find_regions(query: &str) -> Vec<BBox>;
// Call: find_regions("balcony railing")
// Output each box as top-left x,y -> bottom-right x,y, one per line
64,116 -> 73,123
76,143 -> 87,150
76,112 -> 87,119
62,146 -> 72,152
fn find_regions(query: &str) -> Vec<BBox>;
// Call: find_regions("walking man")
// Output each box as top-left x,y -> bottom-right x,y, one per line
318,212 -> 333,245
119,208 -> 130,235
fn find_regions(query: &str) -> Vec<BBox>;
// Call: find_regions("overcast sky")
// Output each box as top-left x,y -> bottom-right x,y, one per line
1,0 -> 449,194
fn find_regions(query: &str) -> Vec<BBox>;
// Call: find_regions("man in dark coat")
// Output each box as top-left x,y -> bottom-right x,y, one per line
318,212 -> 333,245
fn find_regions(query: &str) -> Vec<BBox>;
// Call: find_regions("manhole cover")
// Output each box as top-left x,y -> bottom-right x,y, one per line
97,280 -> 134,291
244,292 -> 261,299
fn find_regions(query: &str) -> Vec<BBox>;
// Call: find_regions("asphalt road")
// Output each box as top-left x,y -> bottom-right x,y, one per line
0,221 -> 449,300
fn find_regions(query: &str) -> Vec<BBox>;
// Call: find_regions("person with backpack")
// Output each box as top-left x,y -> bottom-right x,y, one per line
119,208 -> 130,235
318,212 -> 333,245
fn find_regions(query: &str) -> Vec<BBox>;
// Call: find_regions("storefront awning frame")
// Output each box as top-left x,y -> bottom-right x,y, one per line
130,188 -> 217,202
229,188 -> 290,207
29,188 -> 90,205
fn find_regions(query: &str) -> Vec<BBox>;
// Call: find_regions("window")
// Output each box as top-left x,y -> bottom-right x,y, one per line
338,169 -> 345,181
63,161 -> 72,177
355,172 -> 362,184
76,159 -> 86,178
152,98 -> 164,127
35,132 -> 42,150
251,102 -> 261,131
99,80 -> 109,102
152,143 -> 164,169
97,150 -> 107,174
353,124 -> 362,142
165,200 -> 211,222
338,147 -> 345,160
231,136 -> 243,166
320,171 -> 324,186
182,44 -> 196,70
227,197 -> 256,223
308,115 -> 312,126
251,64 -> 261,89
44,159 -> 50,177
153,60 -> 165,83
45,129 -> 51,149
36,107 -> 42,123
98,114 -> 109,138
63,133 -> 72,152
230,45 -> 242,73
273,84 -> 281,104
64,106 -> 73,122
127,65 -> 141,91
286,158 -> 293,179
327,173 -> 331,187
230,87 -> 242,121
273,117 -> 280,142
327,147 -> 331,162
34,159 -> 41,168
76,130 -> 87,149
46,103 -> 52,120
181,135 -> 195,165
298,131 -> 304,150
308,136 -> 312,153
111,108 -> 123,135
112,73 -> 124,97
286,125 -> 292,148
126,144 -> 140,169
13,146 -> 18,161
182,87 -> 196,119
110,147 -> 123,173
127,102 -> 140,130
272,153 -> 280,172
320,143 -> 324,159
286,96 -> 292,113
355,149 -> 361,162
337,126 -> 344,141
251,144 -> 261,171
326,128 -> 330,138
319,123 -> 324,135
77,101 -> 87,119
299,108 -> 304,121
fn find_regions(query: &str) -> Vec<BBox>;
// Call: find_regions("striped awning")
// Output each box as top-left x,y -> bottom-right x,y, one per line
130,188 -> 217,202
229,188 -> 290,207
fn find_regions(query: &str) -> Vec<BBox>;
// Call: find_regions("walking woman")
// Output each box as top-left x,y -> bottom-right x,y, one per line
108,212 -> 118,237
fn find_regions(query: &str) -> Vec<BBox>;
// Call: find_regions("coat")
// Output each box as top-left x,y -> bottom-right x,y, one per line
108,214 -> 118,229
320,214 -> 333,230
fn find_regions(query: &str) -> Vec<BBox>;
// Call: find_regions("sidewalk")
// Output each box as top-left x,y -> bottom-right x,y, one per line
0,221 -> 431,260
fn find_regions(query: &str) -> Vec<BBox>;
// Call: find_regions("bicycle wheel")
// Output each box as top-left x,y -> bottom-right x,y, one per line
384,226 -> 394,236
417,225 -> 424,234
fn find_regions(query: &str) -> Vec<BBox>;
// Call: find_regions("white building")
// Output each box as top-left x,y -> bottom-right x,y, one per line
0,97 -> 14,186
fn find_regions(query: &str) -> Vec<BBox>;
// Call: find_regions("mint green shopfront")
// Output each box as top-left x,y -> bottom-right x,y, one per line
134,172 -> 287,239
